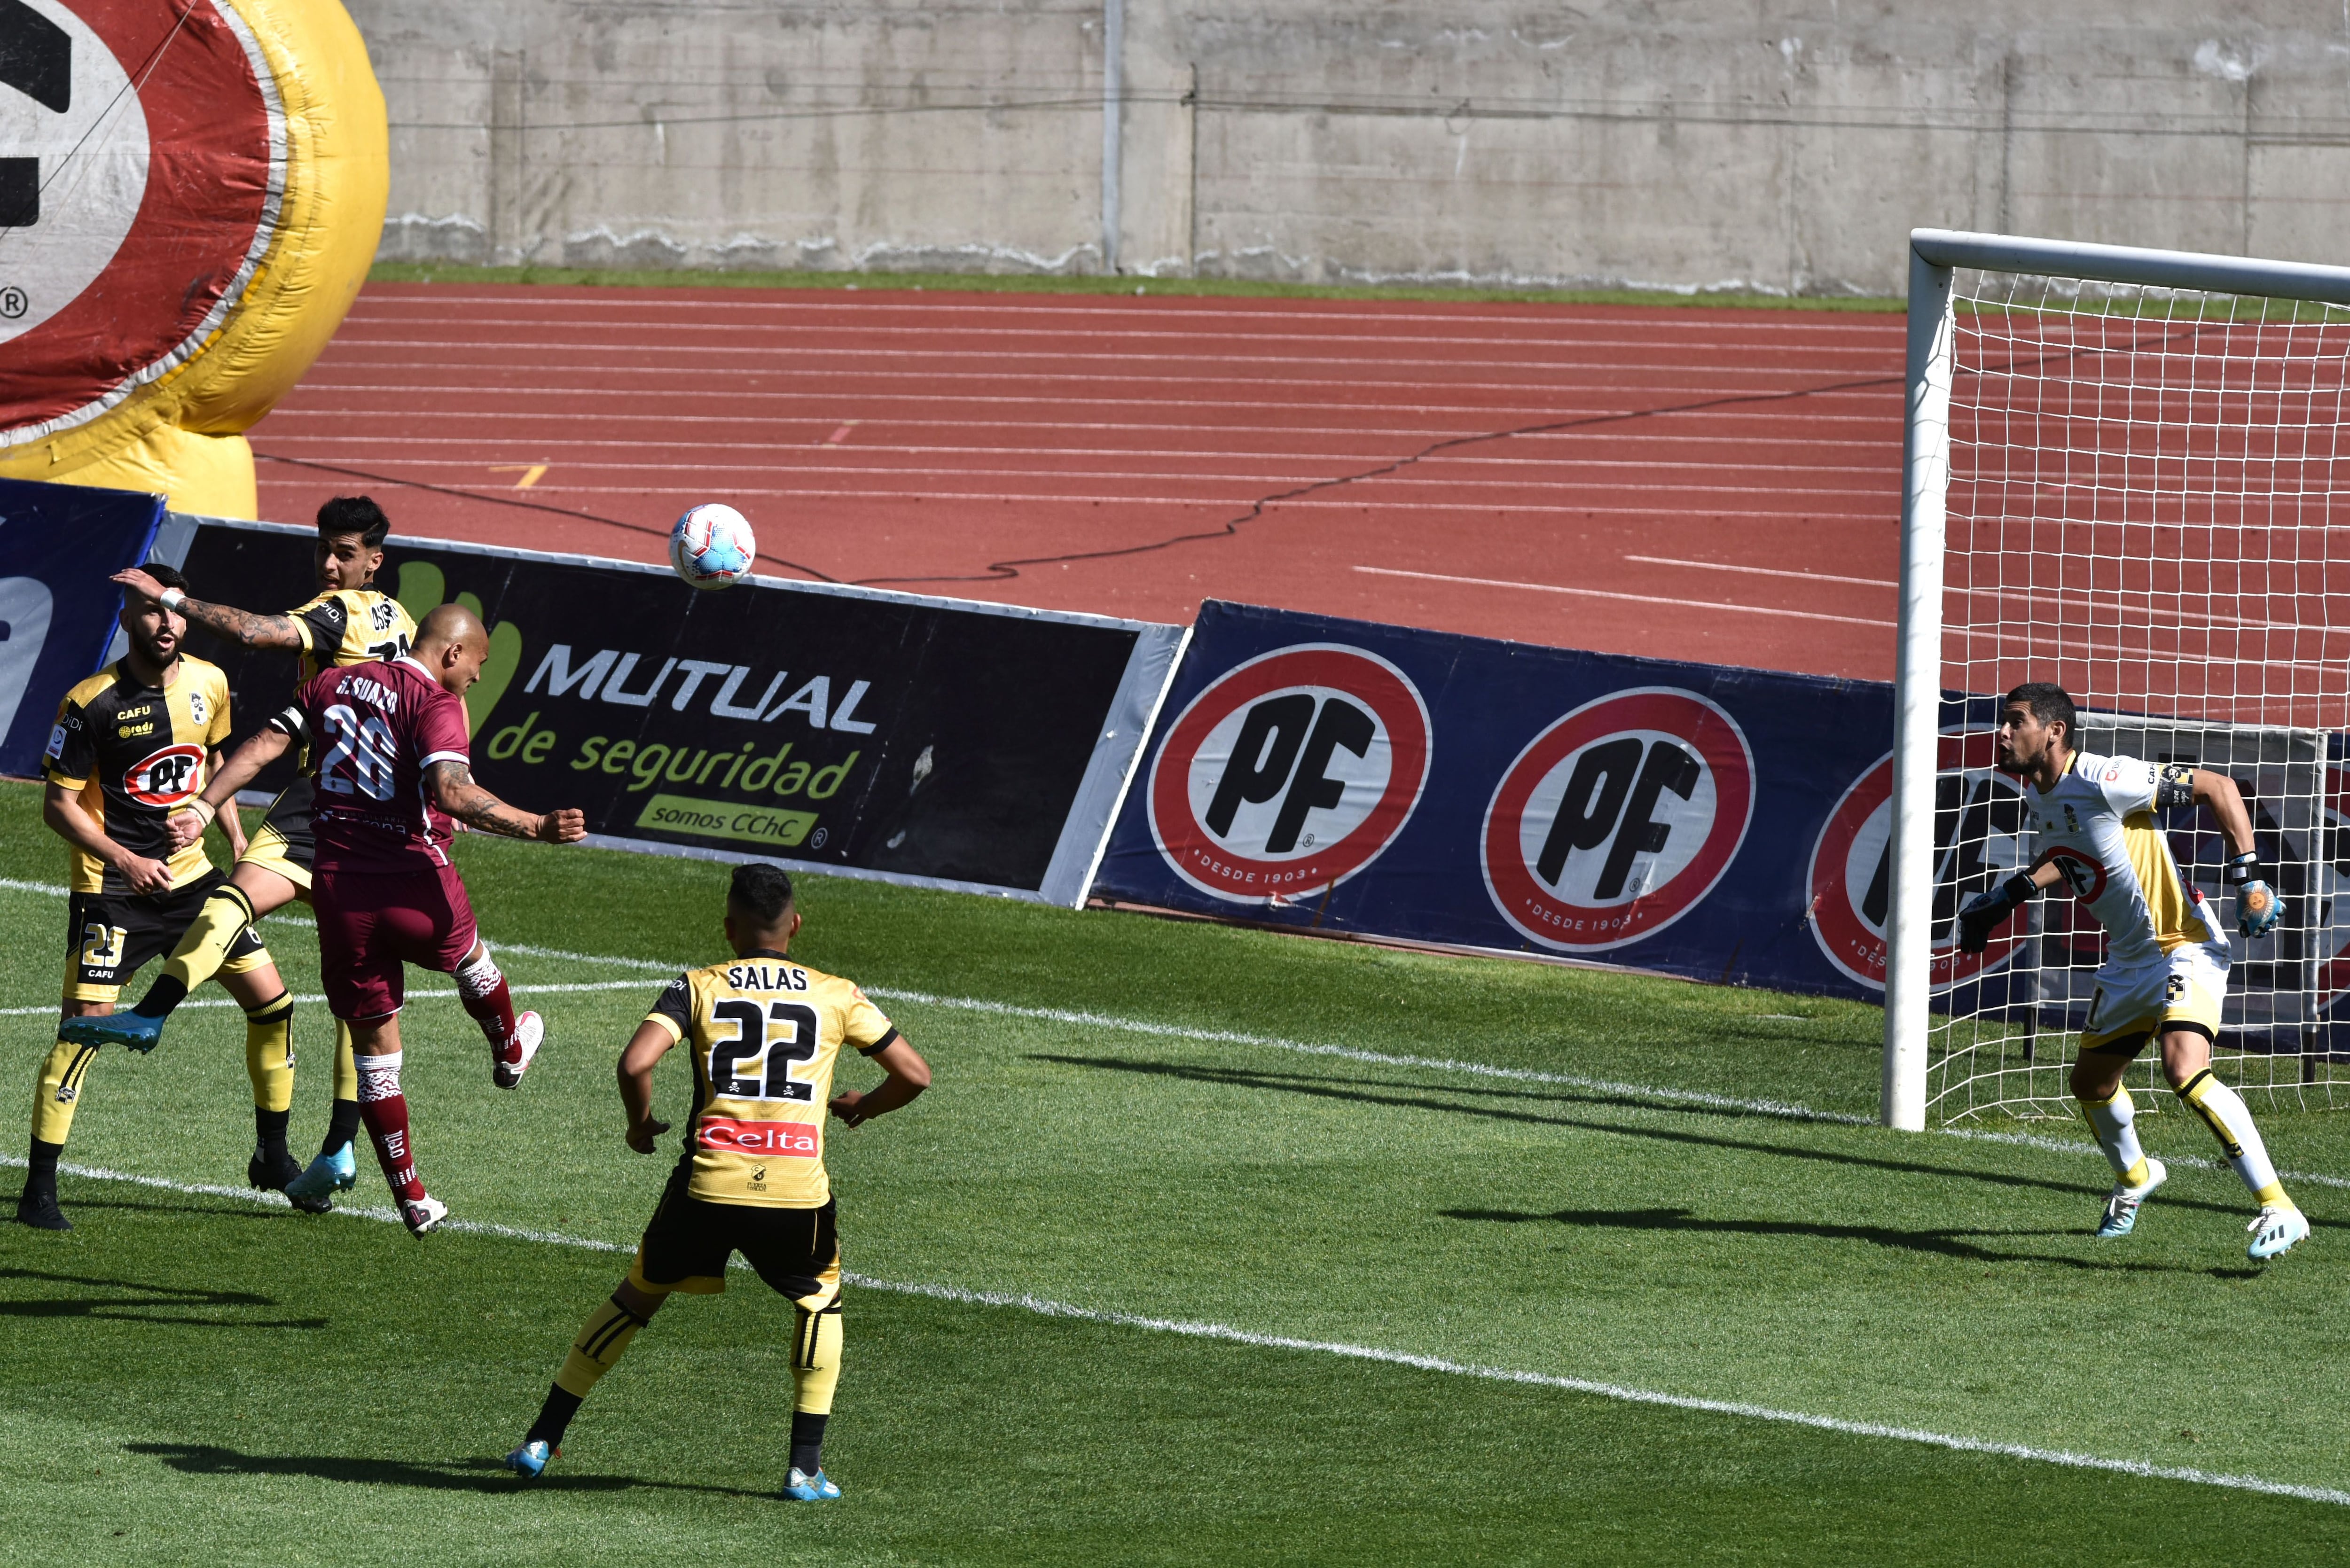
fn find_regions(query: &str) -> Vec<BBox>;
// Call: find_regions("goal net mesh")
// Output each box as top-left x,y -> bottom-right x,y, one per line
1927,270 -> 2350,1122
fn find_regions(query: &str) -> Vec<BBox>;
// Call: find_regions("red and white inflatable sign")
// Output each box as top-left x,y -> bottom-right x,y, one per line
1481,687 -> 1753,952
1808,730 -> 2031,991
1147,643 -> 1431,904
0,0 -> 285,442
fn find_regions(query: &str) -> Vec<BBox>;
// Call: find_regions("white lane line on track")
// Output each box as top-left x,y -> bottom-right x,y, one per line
1353,565 -> 1896,626
1626,553 -> 1898,588
4,1153 -> 2342,1507
7,879 -> 2344,1191
255,423 -> 1897,449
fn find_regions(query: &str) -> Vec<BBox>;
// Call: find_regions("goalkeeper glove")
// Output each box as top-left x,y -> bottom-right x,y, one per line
1956,873 -> 2035,953
2228,852 -> 2283,939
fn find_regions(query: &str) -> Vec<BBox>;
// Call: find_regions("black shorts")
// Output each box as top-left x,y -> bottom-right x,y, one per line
239,777 -> 317,891
627,1162 -> 841,1310
64,872 -> 269,1002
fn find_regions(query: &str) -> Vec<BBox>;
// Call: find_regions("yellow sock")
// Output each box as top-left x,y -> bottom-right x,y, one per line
162,884 -> 257,995
554,1295 -> 649,1398
244,992 -> 295,1113
2178,1069 -> 2291,1208
31,1037 -> 100,1146
333,1021 -> 357,1102
792,1304 -> 844,1415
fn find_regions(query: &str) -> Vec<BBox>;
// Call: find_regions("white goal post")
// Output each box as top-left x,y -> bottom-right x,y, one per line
1884,229 -> 2350,1130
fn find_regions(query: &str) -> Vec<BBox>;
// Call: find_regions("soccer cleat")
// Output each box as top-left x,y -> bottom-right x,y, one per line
60,1009 -> 164,1054
493,1011 -> 544,1091
504,1439 -> 556,1478
2248,1204 -> 2310,1261
400,1194 -> 449,1237
2095,1158 -> 2167,1240
14,1188 -> 70,1231
284,1143 -> 357,1209
247,1144 -> 327,1213
782,1467 -> 841,1502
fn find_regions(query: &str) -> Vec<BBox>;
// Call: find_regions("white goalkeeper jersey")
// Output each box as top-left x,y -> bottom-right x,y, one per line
2027,749 -> 2227,970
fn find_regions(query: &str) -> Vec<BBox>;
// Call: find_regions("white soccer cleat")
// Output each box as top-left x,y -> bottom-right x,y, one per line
400,1194 -> 449,1237
494,1011 -> 543,1090
2095,1158 -> 2167,1240
2248,1204 -> 2309,1261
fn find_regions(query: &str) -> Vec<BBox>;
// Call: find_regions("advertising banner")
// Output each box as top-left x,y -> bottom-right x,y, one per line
169,519 -> 1183,904
0,477 -> 164,776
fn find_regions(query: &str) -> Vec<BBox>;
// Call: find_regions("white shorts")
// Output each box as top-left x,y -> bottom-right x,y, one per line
2082,943 -> 2228,1053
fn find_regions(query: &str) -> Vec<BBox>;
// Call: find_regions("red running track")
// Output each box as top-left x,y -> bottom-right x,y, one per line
249,285 -> 1915,681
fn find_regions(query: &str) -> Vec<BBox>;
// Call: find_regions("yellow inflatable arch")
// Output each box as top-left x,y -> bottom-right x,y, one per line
0,0 -> 386,518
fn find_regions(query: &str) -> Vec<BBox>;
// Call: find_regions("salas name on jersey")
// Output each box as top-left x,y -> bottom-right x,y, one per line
2029,749 -> 2225,966
43,659 -> 233,894
277,655 -> 473,871
646,952 -> 899,1209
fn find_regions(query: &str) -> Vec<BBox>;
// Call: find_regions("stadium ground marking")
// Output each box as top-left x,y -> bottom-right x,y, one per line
3,1153 -> 2343,1509
7,881 -> 2346,1191
0,981 -> 650,1018
1352,564 -> 1895,627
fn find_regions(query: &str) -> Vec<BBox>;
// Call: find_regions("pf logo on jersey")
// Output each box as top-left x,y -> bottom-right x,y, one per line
124,743 -> 204,806
1147,644 -> 1431,903
1481,688 -> 1753,952
1808,730 -> 2029,990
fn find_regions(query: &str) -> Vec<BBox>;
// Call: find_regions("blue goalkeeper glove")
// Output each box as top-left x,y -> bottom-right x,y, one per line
1956,872 -> 2035,954
2228,852 -> 2282,939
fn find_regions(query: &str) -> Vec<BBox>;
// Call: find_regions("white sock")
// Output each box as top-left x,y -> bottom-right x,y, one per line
2178,1070 -> 2288,1206
352,1050 -> 403,1103
455,944 -> 502,1002
2079,1085 -> 2150,1188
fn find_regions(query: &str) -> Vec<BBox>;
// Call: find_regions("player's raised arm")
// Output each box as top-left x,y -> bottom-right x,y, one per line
112,566 -> 304,650
169,725 -> 291,851
407,604 -> 588,843
423,757 -> 587,843
2185,767 -> 2282,938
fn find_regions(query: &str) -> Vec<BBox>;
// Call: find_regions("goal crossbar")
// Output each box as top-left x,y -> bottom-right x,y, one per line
1883,229 -> 2350,1130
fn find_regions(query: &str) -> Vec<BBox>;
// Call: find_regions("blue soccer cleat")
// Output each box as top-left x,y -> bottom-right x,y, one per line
2248,1204 -> 2310,1261
782,1467 -> 841,1502
283,1144 -> 357,1209
2095,1158 -> 2166,1240
61,1009 -> 165,1053
504,1440 -> 555,1478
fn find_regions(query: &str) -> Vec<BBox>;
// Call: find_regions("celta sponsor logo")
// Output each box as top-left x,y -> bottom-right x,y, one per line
123,742 -> 204,806
697,1116 -> 821,1157
1147,644 -> 1431,904
1482,689 -> 1753,952
1807,731 -> 2029,990
524,645 -> 878,733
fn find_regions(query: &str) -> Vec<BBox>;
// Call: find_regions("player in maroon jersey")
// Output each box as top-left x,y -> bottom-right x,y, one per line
282,603 -> 586,1234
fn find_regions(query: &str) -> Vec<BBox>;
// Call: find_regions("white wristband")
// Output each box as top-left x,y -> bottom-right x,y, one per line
182,798 -> 217,828
158,586 -> 186,610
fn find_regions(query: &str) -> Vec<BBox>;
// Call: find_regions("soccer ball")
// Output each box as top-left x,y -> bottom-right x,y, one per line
669,503 -> 757,590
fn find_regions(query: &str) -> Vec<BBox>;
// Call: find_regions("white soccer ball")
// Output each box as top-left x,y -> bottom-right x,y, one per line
669,503 -> 757,590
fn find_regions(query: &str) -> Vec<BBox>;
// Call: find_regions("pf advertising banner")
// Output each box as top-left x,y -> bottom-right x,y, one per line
171,520 -> 1182,904
0,477 -> 163,776
1094,600 -> 1928,1001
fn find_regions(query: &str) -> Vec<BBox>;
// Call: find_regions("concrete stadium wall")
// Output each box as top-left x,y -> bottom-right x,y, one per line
350,1 -> 2350,296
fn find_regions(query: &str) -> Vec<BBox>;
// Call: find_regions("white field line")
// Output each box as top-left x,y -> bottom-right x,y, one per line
3,1152 -> 2342,1509
7,878 -> 2347,1189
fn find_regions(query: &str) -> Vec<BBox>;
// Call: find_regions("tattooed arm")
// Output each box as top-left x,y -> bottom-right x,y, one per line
423,759 -> 588,844
111,567 -> 302,649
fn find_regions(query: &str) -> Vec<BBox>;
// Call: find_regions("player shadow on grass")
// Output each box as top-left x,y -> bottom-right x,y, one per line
0,1266 -> 331,1329
1028,1053 -> 2287,1228
1440,1207 -> 2262,1280
125,1443 -> 776,1499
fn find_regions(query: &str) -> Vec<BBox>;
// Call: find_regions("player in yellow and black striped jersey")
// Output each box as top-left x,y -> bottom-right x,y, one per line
15,564 -> 301,1233
502,863 -> 932,1500
88,499 -> 418,1204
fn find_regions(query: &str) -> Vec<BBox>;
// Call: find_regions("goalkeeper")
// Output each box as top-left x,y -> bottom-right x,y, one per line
1958,683 -> 2305,1260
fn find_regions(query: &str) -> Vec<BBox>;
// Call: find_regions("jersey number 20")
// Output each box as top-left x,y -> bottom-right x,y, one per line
708,1000 -> 822,1102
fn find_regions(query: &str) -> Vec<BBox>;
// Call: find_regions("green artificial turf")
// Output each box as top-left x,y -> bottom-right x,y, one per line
364,260 -> 1907,313
5,778 -> 2350,1563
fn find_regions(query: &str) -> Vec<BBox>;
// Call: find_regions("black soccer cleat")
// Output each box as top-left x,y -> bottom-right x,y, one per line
248,1146 -> 327,1214
15,1187 -> 70,1231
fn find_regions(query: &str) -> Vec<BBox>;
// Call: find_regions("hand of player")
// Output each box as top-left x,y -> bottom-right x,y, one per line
1954,889 -> 2007,954
110,567 -> 167,604
117,852 -> 174,896
164,807 -> 208,850
625,1116 -> 669,1154
538,808 -> 588,844
2238,881 -> 2283,940
829,1090 -> 869,1128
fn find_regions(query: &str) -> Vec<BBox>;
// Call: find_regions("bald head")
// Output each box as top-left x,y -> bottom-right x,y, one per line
412,603 -> 490,695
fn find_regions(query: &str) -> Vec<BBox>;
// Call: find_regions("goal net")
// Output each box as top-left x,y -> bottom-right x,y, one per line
1883,231 -> 2350,1127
